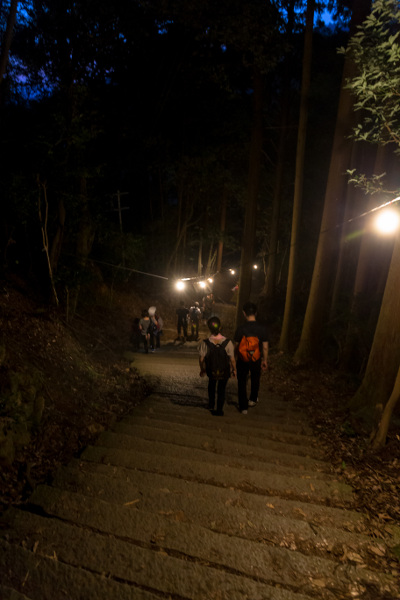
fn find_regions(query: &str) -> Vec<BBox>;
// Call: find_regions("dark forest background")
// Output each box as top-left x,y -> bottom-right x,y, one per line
1,0 -> 400,450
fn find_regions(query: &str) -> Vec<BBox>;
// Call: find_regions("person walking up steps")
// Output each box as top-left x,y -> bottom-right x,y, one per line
139,309 -> 152,354
234,301 -> 268,414
189,301 -> 201,340
199,317 -> 236,416
176,300 -> 189,341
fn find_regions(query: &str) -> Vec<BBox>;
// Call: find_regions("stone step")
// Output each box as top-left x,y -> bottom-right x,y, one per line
124,409 -> 320,452
0,540 -> 161,600
98,430 -> 330,480
4,509 -> 395,599
111,420 -> 328,471
80,443 -> 353,504
30,483 -> 385,566
143,394 -> 312,426
148,391 -> 302,414
0,585 -> 33,600
53,460 -> 366,531
1,519 -> 316,600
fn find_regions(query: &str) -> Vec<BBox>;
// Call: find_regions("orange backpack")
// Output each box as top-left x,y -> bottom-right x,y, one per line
238,335 -> 261,362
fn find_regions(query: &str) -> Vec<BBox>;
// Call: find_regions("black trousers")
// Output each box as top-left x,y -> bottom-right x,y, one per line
208,378 -> 228,413
191,320 -> 199,338
236,359 -> 261,411
177,318 -> 187,336
150,332 -> 160,349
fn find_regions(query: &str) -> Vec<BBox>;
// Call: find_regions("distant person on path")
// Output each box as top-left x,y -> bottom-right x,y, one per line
199,316 -> 236,416
234,301 -> 268,414
202,293 -> 215,322
176,300 -> 189,341
139,309 -> 152,354
130,317 -> 141,351
148,306 -> 163,351
188,301 -> 202,340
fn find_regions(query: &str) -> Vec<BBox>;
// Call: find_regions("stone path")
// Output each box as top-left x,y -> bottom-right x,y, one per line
0,343 -> 398,599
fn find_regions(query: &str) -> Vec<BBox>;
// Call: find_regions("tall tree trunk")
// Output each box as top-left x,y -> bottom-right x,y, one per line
50,198 -> 66,274
70,178 -> 95,318
197,233 -> 203,276
235,67 -> 264,327
294,0 -> 372,363
370,362 -> 400,450
279,0 -> 314,352
216,187 -> 227,273
340,145 -> 393,370
260,0 -> 295,308
328,141 -> 365,320
350,231 -> 400,420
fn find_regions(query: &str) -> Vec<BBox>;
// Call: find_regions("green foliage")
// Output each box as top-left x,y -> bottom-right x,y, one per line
340,0 -> 400,153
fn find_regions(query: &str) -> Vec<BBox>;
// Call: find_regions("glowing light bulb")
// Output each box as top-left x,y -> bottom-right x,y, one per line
375,209 -> 400,235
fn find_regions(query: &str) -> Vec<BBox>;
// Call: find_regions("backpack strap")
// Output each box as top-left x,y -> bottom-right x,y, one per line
205,338 -> 230,349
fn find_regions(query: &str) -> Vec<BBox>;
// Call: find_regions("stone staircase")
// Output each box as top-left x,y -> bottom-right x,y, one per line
0,347 -> 398,600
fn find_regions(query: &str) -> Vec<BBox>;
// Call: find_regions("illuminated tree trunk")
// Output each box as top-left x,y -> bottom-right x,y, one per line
216,187 -> 227,273
340,145 -> 394,370
328,142 -> 365,321
350,231 -> 400,420
294,0 -> 371,363
279,0 -> 314,352
371,362 -> 400,450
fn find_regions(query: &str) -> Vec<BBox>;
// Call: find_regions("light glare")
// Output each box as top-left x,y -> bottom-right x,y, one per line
375,209 -> 400,235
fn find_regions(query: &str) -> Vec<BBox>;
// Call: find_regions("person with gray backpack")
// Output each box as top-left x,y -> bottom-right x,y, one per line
199,317 -> 236,416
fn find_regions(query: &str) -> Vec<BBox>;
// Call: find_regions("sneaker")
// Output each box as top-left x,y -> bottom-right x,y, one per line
248,399 -> 258,407
241,410 -> 248,415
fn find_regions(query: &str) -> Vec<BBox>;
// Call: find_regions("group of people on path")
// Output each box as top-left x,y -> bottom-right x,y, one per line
176,293 -> 214,342
199,301 -> 268,416
131,297 -> 268,417
176,300 -> 203,341
131,306 -> 164,354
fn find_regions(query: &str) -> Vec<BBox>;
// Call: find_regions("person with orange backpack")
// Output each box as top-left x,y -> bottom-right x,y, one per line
234,302 -> 268,414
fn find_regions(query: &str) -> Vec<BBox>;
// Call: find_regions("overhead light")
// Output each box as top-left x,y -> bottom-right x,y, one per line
374,209 -> 400,235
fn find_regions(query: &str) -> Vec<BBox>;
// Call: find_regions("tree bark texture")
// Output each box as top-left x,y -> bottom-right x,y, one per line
371,363 -> 400,450
216,188 -> 227,274
340,145 -> 395,370
261,0 -> 295,307
350,231 -> 400,416
235,68 -> 263,327
294,0 -> 372,363
279,0 -> 314,352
